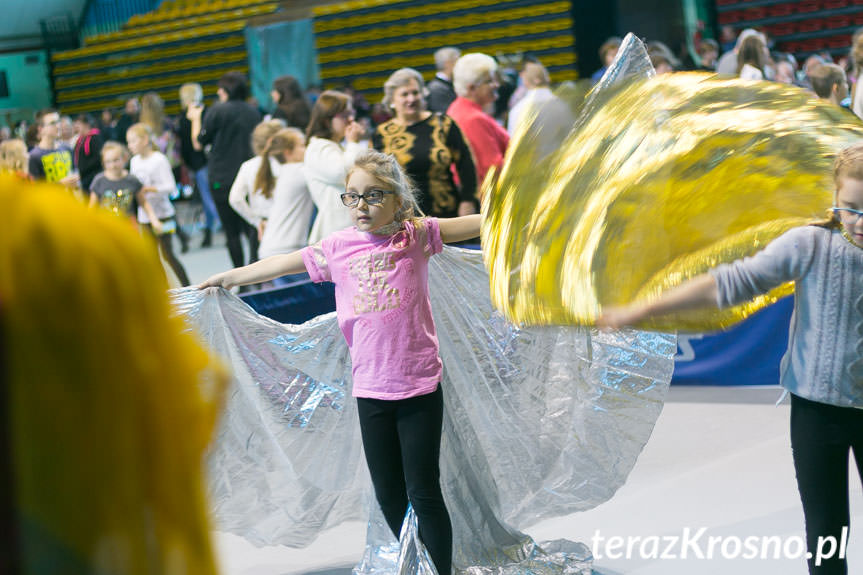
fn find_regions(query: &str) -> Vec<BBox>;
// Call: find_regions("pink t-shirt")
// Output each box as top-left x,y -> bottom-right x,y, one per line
301,218 -> 444,400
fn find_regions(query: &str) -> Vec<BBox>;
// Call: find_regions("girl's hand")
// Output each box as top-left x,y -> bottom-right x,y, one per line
257,220 -> 266,241
151,219 -> 164,234
197,271 -> 236,290
186,104 -> 203,121
60,172 -> 80,188
596,305 -> 645,330
140,186 -> 157,194
344,121 -> 364,143
457,201 -> 477,216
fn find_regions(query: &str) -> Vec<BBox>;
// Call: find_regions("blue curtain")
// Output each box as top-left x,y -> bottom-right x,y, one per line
245,19 -> 320,114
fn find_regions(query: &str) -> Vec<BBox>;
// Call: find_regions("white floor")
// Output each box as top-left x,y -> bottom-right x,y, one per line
208,387 -> 862,575
177,238 -> 863,575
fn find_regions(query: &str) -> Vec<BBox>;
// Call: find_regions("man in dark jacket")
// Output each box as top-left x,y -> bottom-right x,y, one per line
188,71 -> 261,267
426,47 -> 460,114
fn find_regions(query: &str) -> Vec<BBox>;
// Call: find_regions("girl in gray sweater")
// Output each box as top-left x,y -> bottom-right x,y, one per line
599,143 -> 863,575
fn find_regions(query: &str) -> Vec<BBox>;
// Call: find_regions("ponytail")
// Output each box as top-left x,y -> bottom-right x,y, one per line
254,136 -> 278,199
253,128 -> 305,199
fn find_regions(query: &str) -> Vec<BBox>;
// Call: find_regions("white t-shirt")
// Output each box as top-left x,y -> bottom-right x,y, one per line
739,64 -> 764,81
258,162 -> 314,258
228,155 -> 280,227
130,151 -> 176,223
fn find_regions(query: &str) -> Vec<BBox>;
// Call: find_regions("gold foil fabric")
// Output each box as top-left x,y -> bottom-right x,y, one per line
483,35 -> 863,331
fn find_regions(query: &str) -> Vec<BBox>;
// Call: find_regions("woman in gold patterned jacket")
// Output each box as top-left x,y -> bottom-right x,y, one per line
372,68 -> 478,218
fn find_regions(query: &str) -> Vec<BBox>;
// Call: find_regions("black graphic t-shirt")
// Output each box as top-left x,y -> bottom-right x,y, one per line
89,173 -> 143,217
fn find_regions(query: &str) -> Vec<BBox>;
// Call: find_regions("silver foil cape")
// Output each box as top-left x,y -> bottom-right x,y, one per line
171,246 -> 675,575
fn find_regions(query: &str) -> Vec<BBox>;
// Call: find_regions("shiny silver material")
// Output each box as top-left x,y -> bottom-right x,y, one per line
171,246 -> 674,574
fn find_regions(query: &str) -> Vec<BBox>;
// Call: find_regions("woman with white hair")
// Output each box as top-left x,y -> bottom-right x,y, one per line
446,53 -> 510,194
372,67 -> 477,217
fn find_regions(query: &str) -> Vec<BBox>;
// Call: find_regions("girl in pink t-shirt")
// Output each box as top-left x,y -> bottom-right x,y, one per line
200,150 -> 481,575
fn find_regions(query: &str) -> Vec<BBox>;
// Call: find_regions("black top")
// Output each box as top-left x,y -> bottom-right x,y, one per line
73,130 -> 104,191
426,76 -> 457,114
115,112 -> 137,145
272,102 -> 311,131
197,100 -> 261,197
372,113 -> 477,218
177,110 -> 207,171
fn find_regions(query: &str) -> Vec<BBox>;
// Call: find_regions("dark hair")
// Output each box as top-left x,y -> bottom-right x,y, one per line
272,75 -> 311,129
809,63 -> 847,99
305,90 -> 351,141
75,113 -> 96,126
218,71 -> 249,101
647,41 -> 680,71
698,39 -> 718,55
36,108 -> 59,125
598,36 -> 621,60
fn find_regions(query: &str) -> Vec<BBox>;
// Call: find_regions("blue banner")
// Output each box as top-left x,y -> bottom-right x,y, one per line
243,278 -> 794,387
245,19 -> 321,113
672,296 -> 793,386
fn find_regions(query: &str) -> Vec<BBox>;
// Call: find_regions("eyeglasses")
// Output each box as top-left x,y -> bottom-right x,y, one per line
831,206 -> 863,222
340,189 -> 393,207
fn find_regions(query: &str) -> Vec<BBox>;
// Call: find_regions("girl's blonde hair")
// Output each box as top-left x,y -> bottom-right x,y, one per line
347,150 -> 421,223
254,127 -> 305,199
139,92 -> 166,136
251,119 -> 286,156
0,175 -> 226,575
833,141 -> 863,186
0,138 -> 28,174
127,123 -> 158,151
100,140 -> 130,164
810,142 -> 863,229
179,83 -> 203,109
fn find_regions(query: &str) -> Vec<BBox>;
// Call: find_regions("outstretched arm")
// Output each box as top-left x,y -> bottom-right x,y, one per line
597,274 -> 718,329
198,250 -> 306,289
438,214 -> 482,243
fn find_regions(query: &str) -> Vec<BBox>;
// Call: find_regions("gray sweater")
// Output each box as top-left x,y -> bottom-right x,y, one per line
710,225 -> 863,408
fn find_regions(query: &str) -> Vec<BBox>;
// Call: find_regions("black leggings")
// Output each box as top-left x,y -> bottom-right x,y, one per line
214,198 -> 258,268
147,221 -> 190,286
791,394 -> 863,575
357,387 -> 452,575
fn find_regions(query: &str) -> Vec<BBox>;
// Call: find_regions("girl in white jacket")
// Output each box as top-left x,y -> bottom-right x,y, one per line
229,119 -> 285,250
256,128 -> 313,258
303,90 -> 366,244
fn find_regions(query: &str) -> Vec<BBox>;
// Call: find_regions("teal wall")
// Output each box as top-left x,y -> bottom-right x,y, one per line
0,50 -> 52,125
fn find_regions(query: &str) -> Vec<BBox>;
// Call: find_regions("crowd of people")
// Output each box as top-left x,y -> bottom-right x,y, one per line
0,47 -> 519,289
1,29 -> 863,575
0,31 -> 859,288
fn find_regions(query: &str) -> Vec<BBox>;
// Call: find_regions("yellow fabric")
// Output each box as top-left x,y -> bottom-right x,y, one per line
482,73 -> 863,331
0,175 -> 226,574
